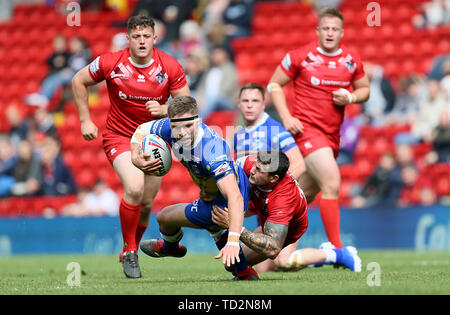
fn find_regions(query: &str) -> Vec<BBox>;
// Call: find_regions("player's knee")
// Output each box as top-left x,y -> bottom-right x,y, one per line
320,177 -> 341,197
156,208 -> 169,225
274,252 -> 291,268
140,199 -> 153,214
124,183 -> 144,203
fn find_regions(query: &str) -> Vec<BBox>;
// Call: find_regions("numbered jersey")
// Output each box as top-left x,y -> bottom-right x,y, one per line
280,41 -> 365,134
233,113 -> 296,160
240,155 -> 308,246
88,48 -> 187,137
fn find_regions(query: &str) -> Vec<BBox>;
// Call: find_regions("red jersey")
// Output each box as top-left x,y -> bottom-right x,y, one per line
280,41 -> 365,134
243,156 -> 308,246
88,48 -> 187,137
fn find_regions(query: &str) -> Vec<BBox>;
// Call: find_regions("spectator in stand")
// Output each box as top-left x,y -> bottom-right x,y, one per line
129,0 -> 199,42
12,107 -> 59,148
197,45 -> 238,120
398,165 -> 437,207
178,19 -> 206,63
411,80 -> 448,143
428,54 -> 450,81
412,0 -> 450,29
0,135 -> 16,197
221,0 -> 253,57
25,36 -> 91,109
360,61 -> 396,126
38,137 -> 77,196
387,74 -> 426,127
185,48 -> 209,99
111,32 -> 128,52
336,116 -> 360,165
200,0 -> 229,45
5,104 -> 27,147
61,180 -> 119,217
351,152 -> 398,208
25,34 -> 71,107
10,140 -> 42,197
428,110 -> 450,163
311,0 -> 342,10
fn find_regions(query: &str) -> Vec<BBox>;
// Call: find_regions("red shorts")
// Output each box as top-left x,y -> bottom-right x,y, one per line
283,215 -> 308,247
102,129 -> 132,165
294,124 -> 340,158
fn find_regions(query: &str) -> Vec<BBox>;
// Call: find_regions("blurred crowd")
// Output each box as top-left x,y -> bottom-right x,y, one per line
0,0 -> 449,215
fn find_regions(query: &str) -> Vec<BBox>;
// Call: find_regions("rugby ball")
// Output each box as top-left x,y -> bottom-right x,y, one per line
141,134 -> 172,176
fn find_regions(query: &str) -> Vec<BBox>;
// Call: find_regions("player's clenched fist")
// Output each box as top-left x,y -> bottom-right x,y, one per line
146,100 -> 168,117
80,119 -> 98,141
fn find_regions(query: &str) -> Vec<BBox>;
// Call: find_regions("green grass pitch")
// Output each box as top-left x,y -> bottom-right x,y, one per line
0,250 -> 449,295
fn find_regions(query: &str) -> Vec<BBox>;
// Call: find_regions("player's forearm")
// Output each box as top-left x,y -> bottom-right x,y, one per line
352,86 -> 370,104
269,88 -> 292,121
240,227 -> 282,259
227,194 -> 244,236
72,75 -> 92,123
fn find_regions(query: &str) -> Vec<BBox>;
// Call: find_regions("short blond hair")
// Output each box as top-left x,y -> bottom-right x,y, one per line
318,8 -> 344,26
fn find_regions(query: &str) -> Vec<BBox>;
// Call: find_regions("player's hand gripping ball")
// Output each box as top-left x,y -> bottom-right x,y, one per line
141,134 -> 172,176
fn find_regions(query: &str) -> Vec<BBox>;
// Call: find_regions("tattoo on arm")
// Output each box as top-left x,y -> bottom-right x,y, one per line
240,221 -> 288,259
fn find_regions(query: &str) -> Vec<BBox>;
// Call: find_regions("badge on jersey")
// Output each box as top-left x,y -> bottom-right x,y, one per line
90,56 -> 100,74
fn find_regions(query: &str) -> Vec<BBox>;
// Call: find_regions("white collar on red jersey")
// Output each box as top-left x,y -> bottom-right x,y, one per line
128,57 -> 154,68
316,47 -> 342,57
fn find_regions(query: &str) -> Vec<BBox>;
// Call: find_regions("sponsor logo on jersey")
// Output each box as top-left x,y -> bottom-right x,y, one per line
282,53 -> 292,70
90,56 -> 100,74
137,74 -> 146,82
118,90 -> 163,101
304,141 -> 313,149
212,162 -> 232,177
311,76 -> 321,86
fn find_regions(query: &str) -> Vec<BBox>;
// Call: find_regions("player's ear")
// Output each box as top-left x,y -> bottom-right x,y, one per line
270,174 -> 280,185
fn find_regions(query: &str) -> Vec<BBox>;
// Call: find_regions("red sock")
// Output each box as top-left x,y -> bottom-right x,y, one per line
319,198 -> 343,248
135,223 -> 148,248
119,198 -> 141,252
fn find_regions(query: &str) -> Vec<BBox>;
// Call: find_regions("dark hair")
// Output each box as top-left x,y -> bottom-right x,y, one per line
318,8 -> 344,26
239,82 -> 265,99
167,96 -> 199,118
127,15 -> 155,33
257,150 -> 290,181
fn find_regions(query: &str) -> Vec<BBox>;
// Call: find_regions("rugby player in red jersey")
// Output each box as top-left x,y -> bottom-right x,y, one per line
71,15 -> 190,278
212,151 -> 361,272
267,8 -> 370,249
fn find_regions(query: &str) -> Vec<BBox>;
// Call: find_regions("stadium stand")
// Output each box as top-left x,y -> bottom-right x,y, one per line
0,0 -> 449,217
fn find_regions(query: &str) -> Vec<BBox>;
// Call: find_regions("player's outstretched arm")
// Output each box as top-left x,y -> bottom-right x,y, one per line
268,67 -> 304,135
214,174 -> 244,267
72,65 -> 99,141
212,205 -> 287,259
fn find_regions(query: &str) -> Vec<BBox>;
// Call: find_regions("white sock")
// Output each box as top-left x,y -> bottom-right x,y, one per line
322,248 -> 336,263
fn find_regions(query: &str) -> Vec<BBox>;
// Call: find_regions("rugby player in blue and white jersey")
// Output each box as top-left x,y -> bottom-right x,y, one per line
234,83 -> 305,180
130,96 -> 258,280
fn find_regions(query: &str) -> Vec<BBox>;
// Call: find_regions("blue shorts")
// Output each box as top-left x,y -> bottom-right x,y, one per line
184,169 -> 251,233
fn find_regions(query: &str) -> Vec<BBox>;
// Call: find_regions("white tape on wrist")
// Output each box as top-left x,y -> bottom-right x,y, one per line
339,88 -> 353,104
228,232 -> 240,237
226,241 -> 240,247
